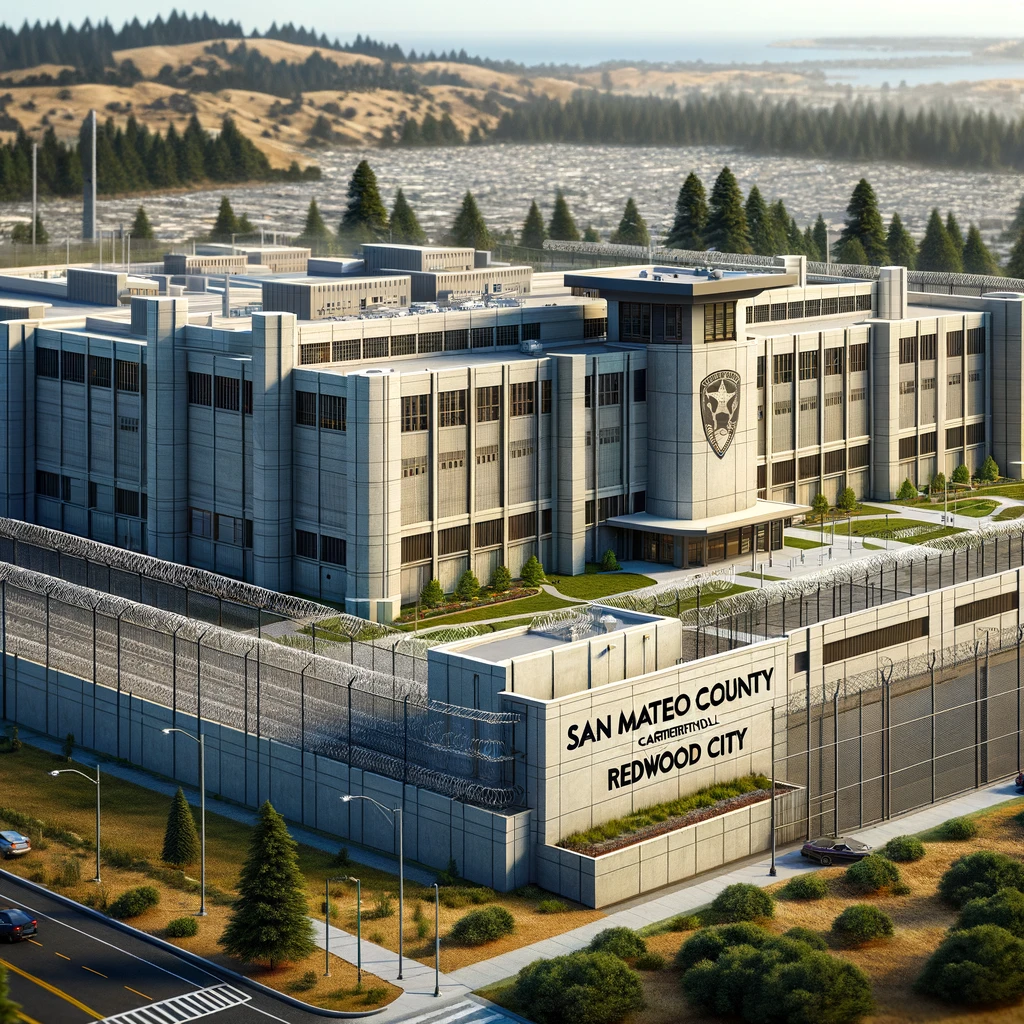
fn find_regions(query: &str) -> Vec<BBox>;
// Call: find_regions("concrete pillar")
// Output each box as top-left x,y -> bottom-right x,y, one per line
0,319 -> 36,520
877,266 -> 908,320
81,110 -> 97,241
553,354 -> 586,575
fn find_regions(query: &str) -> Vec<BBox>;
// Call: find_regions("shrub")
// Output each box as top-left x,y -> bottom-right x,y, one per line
537,899 -> 567,914
711,883 -> 775,921
955,887 -> 1024,938
588,927 -> 646,960
952,463 -> 971,485
333,846 -> 350,868
290,970 -> 318,993
104,844 -> 147,870
634,951 -> 666,971
363,987 -> 388,1005
62,732 -> 75,761
883,835 -> 925,862
832,904 -> 894,945
668,913 -> 701,932
600,549 -> 620,572
51,857 -> 81,888
449,906 -> 514,946
166,916 -> 199,938
520,555 -> 545,587
837,486 -> 857,513
931,471 -> 947,493
367,894 -> 394,919
940,816 -> 979,841
511,951 -> 645,1024
916,924 -> 1024,1004
755,950 -> 874,1024
780,874 -> 829,900
455,569 -> 480,602
436,857 -> 459,886
938,851 -> 1024,907
416,918 -> 430,939
420,578 -> 444,609
319,900 -> 339,920
491,564 -> 512,592
109,885 -> 160,919
783,926 -> 828,950
439,885 -> 495,908
674,922 -> 773,971
845,854 -> 902,893
896,478 -> 917,502
979,455 -> 1000,482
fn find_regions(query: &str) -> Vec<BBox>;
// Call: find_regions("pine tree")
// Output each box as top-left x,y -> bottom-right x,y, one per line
835,236 -> 869,266
449,192 -> 491,249
837,179 -> 889,265
296,199 -> 332,244
209,196 -> 238,241
665,171 -> 708,250
706,167 -> 750,253
10,215 -> 48,244
520,555 -> 545,587
917,208 -> 963,273
420,578 -> 444,609
609,197 -> 650,246
455,569 -> 480,602
0,964 -> 20,1024
812,215 -> 829,263
583,225 -> 601,242
769,199 -> 798,255
962,224 -> 1000,276
219,802 -> 315,967
886,213 -> 916,269
130,205 -> 154,241
519,200 -> 546,249
1006,231 -> 1024,278
338,159 -> 389,246
162,787 -> 200,867
744,185 -> 775,256
1004,193 -> 1024,242
548,189 -> 580,241
945,212 -> 964,258
802,225 -> 822,261
491,565 -> 511,592
389,188 -> 426,245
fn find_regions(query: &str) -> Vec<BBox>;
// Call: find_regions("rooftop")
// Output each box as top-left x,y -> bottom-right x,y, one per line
564,264 -> 798,301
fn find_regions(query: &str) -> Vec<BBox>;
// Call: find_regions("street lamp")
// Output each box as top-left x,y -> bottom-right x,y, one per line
342,795 -> 403,979
433,882 -> 440,997
49,765 -> 101,882
162,727 -> 207,915
324,875 -> 358,981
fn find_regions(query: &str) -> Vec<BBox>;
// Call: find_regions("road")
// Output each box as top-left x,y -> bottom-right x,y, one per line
0,873 -> 325,1024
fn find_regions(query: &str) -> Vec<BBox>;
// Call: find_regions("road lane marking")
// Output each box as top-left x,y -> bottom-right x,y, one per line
82,966 -> 108,978
26,939 -> 42,947
0,955 -> 103,1020
98,984 -> 250,1023
123,987 -> 151,1000
56,952 -> 72,960
17,1012 -> 45,1024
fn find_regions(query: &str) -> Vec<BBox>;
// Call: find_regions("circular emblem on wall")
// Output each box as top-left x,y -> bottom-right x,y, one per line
700,370 -> 741,459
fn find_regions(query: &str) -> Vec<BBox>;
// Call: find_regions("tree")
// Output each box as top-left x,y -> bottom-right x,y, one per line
931,471 -> 947,493
915,925 -> 1024,1005
519,200 -> 546,249
520,555 -> 545,587
10,214 -> 48,244
979,455 -> 999,482
548,189 -> 580,242
420,578 -> 444,609
917,208 -> 962,273
896,478 -> 918,502
745,185 -> 776,256
491,565 -> 511,592
582,225 -> 601,242
1007,231 -> 1024,279
834,236 -> 868,266
665,171 -> 708,250
338,159 -> 389,246
0,964 -> 22,1024
836,179 -> 889,265
296,199 -> 332,245
209,196 -> 238,241
837,486 -> 857,512
455,569 -> 480,602
389,188 -> 426,245
706,167 -> 750,253
802,225 -> 822,262
130,205 -> 154,240
219,802 -> 315,967
609,197 -> 649,246
600,549 -> 620,572
449,191 -> 491,249
812,215 -> 829,264
951,463 -> 971,485
162,787 -> 200,867
946,211 -> 965,258
811,492 -> 830,523
962,225 -> 999,276
886,212 -> 916,268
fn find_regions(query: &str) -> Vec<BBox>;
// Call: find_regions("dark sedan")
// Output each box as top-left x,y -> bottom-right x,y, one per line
0,908 -> 37,941
800,836 -> 872,866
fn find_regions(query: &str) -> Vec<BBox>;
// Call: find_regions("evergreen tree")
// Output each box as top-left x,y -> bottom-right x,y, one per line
837,179 -> 889,264
10,215 -> 48,244
389,188 -> 426,245
918,208 -> 963,273
296,199 -> 332,245
219,802 -> 315,967
420,578 -> 444,609
744,185 -> 775,256
548,189 -> 580,242
812,215 -> 829,263
130,205 -> 154,240
770,199 -> 798,255
706,167 -> 750,253
520,555 -> 545,587
454,569 -> 480,602
162,787 -> 200,867
491,565 -> 512,592
338,159 -> 389,246
610,197 -> 649,246
0,964 -> 20,1024
962,224 -> 1000,276
582,225 -> 601,242
886,212 -> 917,269
1007,231 -> 1024,279
209,196 -> 238,242
802,225 -> 822,262
665,171 -> 708,250
946,212 -> 965,258
835,236 -> 869,266
1005,193 -> 1024,242
449,192 -> 491,249
519,200 -> 546,249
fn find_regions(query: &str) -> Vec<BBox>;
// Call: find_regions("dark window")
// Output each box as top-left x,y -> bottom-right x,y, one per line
633,368 -> 647,402
704,301 -> 736,341
946,425 -> 964,450
824,349 -> 844,376
522,322 -> 541,341
496,324 -> 520,346
392,334 -> 416,355
189,507 -> 212,538
508,510 -> 537,540
823,617 -> 929,665
772,460 -> 795,486
332,339 -> 359,362
620,302 -> 651,341
920,431 -> 937,454
444,329 -> 469,351
663,305 -> 684,341
821,298 -> 839,316
773,353 -> 793,385
243,380 -> 253,415
946,330 -> 964,358
188,372 -> 212,406
438,524 -> 469,555
757,464 -> 766,492
804,299 -> 821,317
541,508 -> 553,534
295,390 -> 317,426
788,301 -> 804,319
632,490 -> 646,513
752,304 -> 770,324
966,421 -> 985,446
475,519 -> 503,547
898,436 -> 918,460
115,359 -> 139,392
89,355 -> 111,388
215,513 -> 245,545
418,331 -> 443,354
115,488 -> 139,517
770,302 -> 787,321
320,394 -> 346,431
839,295 -> 856,314
36,470 -> 60,498
584,375 -> 592,408
849,344 -> 868,373
295,529 -> 318,559
798,453 -> 820,477
88,481 -> 97,508
856,293 -> 872,311
954,591 -> 1018,626
471,327 -> 493,349
541,379 -> 552,413
321,535 -> 346,565
61,350 -> 85,383
967,327 -> 986,355
799,351 -> 818,381
476,386 -> 500,423
402,394 -> 429,432
584,316 -> 608,339
438,390 -> 467,427
585,499 -> 595,526
363,337 -> 388,360
510,381 -> 535,417
37,348 -> 59,378
598,372 -> 621,406
401,532 -> 432,563
598,494 -> 626,521
756,356 -> 765,389
920,334 -> 937,361
899,337 -> 917,364
214,375 -> 240,411
849,444 -> 870,469
824,449 -> 846,474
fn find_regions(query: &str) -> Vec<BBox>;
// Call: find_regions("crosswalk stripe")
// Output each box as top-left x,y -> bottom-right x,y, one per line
396,1001 -> 504,1024
99,985 -> 251,1024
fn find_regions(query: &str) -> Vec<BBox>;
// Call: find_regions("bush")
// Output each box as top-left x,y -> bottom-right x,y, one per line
166,916 -> 199,938
832,904 -> 894,945
520,555 -> 545,587
938,851 -> 1024,907
837,486 -> 857,513
952,463 -> 971,485
52,857 -> 81,888
104,845 -> 147,870
896,478 -> 918,501
109,885 -> 160,919
780,874 -> 829,900
290,970 -> 318,993
333,846 -> 350,868
420,578 -> 444,609
634,951 -> 666,971
916,924 -> 1024,1005
668,913 -> 701,932
366,894 -> 394,919
674,922 -> 773,971
491,564 -> 512,592
711,883 -> 775,921
455,569 -> 480,602
436,857 -> 459,886
845,855 -> 902,893
754,950 -> 874,1024
537,899 -> 568,914
511,951 -> 645,1024
588,926 -> 646,960
955,887 -> 1024,938
363,987 -> 388,1005
600,549 -> 620,572
784,926 -> 828,950
883,835 -> 925,862
439,885 -> 495,908
979,455 -> 1000,482
931,471 -> 947,493
940,816 -> 978,841
449,906 -> 514,946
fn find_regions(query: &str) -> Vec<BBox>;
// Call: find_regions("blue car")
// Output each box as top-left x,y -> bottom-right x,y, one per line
0,908 -> 37,942
0,831 -> 31,857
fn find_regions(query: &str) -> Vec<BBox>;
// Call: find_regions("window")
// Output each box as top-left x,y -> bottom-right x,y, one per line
772,460 -> 795,486
948,372 -> 962,388
320,394 -> 346,431
824,449 -> 846,474
214,375 -> 240,411
788,301 -> 804,320
541,379 -> 552,413
969,370 -> 982,383
823,617 -> 928,665
966,421 -> 986,446
824,392 -> 843,407
321,535 -> 346,565
332,339 -> 359,362
598,372 -> 621,406
88,481 -> 97,508
300,342 -> 330,365
899,436 -> 918,460
899,380 -> 916,395
88,355 -> 111,388
804,299 -> 821,318
632,490 -> 646,513
585,500 -> 595,526
510,381 -> 535,416
799,396 -> 817,413
921,377 -> 936,392
439,450 -> 466,469
753,356 -> 765,390
418,331 -> 443,354
770,302 -> 787,322
510,440 -> 535,459
438,525 -> 469,555
946,425 -> 964,450
471,327 -> 493,348
849,387 -> 867,402
704,301 -> 736,341
36,470 -> 60,498
476,386 -> 500,422
243,379 -> 253,415
920,334 -> 937,361
119,415 -> 139,433
402,456 -> 427,478
773,399 -> 793,416
799,351 -> 818,380
392,334 -> 416,356
496,324 -> 520,346
967,327 -> 986,355
921,431 -> 937,454
402,394 -> 429,432
61,475 -> 71,502
476,444 -> 498,465
522,322 -> 541,341
438,390 -> 467,427
476,519 -> 503,547
61,350 -> 85,383
188,372 -> 212,406
899,337 -> 917,364
752,304 -> 770,324
954,591 -> 1018,626
773,353 -> 793,384
663,305 -> 684,341
401,533 -> 431,563
444,329 -> 469,351
542,508 -> 553,534
508,511 -> 537,540
849,444 -> 870,469
37,348 -> 59,378
115,488 -> 139,517
584,316 -> 608,339
363,337 -> 388,360
946,330 -> 964,358
849,344 -> 867,373
839,295 -> 856,314
584,376 -> 592,408
189,507 -> 212,537
821,297 -> 839,316
799,453 -> 820,477
620,303 -> 650,341
598,494 -> 626,521
856,293 -> 872,311
295,529 -> 317,559
599,426 -> 621,445
295,390 -> 317,426
633,368 -> 647,402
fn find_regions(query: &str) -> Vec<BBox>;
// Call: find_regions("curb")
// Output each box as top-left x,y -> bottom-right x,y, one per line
0,869 -> 392,1018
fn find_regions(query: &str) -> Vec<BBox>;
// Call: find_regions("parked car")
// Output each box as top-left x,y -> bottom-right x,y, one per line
0,908 -> 37,941
0,831 -> 31,857
801,836 -> 872,865
1015,771 -> 1024,792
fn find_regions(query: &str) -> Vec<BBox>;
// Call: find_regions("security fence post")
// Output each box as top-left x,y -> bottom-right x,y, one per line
974,641 -> 981,790
833,689 -> 840,836
929,652 -> 937,805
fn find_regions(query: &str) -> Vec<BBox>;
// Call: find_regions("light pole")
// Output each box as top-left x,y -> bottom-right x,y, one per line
50,765 -> 100,882
768,705 -> 777,876
433,882 -> 440,997
324,875 -> 356,980
342,795 -> 403,979
162,727 -> 207,915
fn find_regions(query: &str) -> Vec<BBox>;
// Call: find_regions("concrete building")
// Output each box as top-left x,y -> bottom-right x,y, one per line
261,274 -> 412,320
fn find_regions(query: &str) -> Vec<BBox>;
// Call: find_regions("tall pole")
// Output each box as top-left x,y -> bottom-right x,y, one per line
198,733 -> 206,916
769,705 -> 777,876
324,879 -> 330,978
434,882 -> 440,997
31,143 -> 37,247
397,807 -> 404,980
95,765 -> 101,881
355,877 -> 362,985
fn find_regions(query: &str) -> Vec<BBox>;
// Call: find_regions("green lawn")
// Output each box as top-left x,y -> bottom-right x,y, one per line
947,498 -> 998,517
675,582 -> 751,613
784,535 -> 826,549
844,517 -> 962,545
547,566 -> 656,600
976,482 -> 1024,500
995,505 -> 1024,521
396,592 -> 576,630
739,570 -> 784,581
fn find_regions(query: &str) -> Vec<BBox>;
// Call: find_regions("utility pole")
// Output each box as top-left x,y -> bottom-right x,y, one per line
31,143 -> 37,246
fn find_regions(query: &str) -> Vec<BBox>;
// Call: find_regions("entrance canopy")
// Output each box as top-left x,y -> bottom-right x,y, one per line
608,499 -> 808,538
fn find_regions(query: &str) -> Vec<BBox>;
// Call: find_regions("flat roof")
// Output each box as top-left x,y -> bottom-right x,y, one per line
564,265 -> 798,301
267,275 -> 410,286
609,499 -> 809,537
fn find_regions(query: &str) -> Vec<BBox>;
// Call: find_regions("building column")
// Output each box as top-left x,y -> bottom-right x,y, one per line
553,354 -> 586,575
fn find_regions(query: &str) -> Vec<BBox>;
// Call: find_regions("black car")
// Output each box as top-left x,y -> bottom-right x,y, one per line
1015,772 -> 1024,792
0,908 -> 37,942
800,836 -> 871,866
